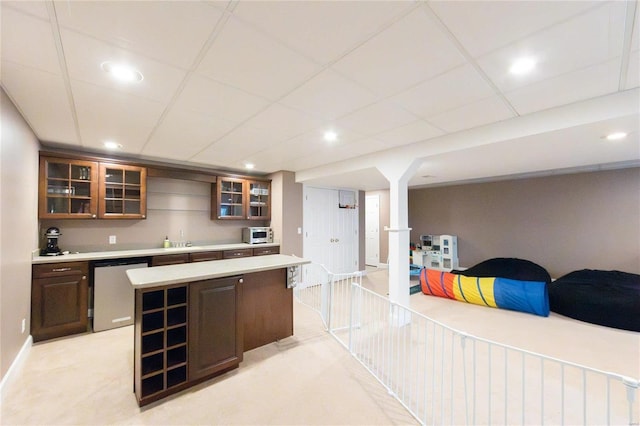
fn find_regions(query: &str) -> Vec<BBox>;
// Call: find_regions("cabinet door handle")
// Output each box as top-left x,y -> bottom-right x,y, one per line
82,275 -> 87,280
52,267 -> 71,272
92,214 -> 96,218
238,278 -> 243,283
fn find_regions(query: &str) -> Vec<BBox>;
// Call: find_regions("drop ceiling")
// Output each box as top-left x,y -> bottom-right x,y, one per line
1,1 -> 638,190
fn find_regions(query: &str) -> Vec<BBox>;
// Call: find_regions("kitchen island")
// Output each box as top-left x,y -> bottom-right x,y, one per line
126,254 -> 309,407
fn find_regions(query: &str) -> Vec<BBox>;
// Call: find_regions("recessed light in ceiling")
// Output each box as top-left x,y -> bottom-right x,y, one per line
605,132 -> 628,141
509,57 -> 536,75
245,163 -> 255,170
323,130 -> 338,142
103,141 -> 123,150
101,61 -> 143,83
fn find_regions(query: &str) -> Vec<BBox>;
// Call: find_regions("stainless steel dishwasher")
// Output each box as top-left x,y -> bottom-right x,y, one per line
93,258 -> 149,332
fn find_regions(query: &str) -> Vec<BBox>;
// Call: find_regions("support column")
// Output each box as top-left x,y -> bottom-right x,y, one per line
377,158 -> 421,308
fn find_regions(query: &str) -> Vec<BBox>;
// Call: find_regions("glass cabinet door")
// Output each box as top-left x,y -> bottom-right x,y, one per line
39,157 -> 98,219
214,178 -> 245,219
99,163 -> 146,219
247,180 -> 270,220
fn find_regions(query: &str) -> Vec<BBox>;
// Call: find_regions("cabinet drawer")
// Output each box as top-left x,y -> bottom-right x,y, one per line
33,261 -> 88,278
222,249 -> 252,259
151,254 -> 190,266
190,251 -> 223,263
252,246 -> 280,256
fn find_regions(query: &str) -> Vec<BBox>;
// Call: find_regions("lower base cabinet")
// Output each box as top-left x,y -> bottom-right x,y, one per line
189,276 -> 243,381
31,262 -> 89,342
134,276 -> 243,407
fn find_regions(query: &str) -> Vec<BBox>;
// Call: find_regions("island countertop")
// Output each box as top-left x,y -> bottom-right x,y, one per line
126,254 -> 310,289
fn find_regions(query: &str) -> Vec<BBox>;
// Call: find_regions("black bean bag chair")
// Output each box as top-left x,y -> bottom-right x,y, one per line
548,269 -> 640,332
454,257 -> 552,283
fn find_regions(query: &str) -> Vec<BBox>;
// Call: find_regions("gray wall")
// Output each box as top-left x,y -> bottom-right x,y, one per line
1,88 -> 40,380
408,168 -> 640,277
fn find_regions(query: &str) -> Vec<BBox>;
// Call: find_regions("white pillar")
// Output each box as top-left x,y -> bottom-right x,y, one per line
377,158 -> 421,308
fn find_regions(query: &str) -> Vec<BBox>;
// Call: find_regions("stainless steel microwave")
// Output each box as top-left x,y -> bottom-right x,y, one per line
242,227 -> 273,244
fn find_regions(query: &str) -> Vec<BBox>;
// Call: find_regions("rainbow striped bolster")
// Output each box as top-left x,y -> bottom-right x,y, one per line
420,268 -> 549,317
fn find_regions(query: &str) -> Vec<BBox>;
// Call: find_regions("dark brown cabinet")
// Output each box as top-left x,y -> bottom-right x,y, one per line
212,177 -> 270,220
252,246 -> 280,256
242,269 -> 292,352
31,262 -> 89,342
222,248 -> 253,259
151,253 -> 190,266
188,276 -> 243,382
135,284 -> 188,405
189,251 -> 222,262
98,163 -> 147,219
39,157 -> 99,219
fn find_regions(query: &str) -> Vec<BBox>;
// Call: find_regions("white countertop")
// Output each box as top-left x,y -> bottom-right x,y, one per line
32,242 -> 279,264
126,254 -> 310,289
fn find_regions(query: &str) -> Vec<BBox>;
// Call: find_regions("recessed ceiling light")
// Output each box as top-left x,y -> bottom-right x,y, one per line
101,61 -> 143,83
245,163 -> 255,170
605,132 -> 628,141
509,57 -> 536,75
103,141 -> 123,150
323,130 -> 338,142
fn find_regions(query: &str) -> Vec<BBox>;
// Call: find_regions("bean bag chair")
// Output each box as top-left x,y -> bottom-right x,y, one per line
548,269 -> 640,332
454,257 -> 551,283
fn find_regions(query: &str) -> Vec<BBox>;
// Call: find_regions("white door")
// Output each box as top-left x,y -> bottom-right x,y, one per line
303,186 -> 358,274
365,195 -> 380,266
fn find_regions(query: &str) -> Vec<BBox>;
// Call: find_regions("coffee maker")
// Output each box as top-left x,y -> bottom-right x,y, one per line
41,227 -> 62,256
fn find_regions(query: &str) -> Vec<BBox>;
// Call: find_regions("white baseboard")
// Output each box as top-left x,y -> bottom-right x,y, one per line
0,335 -> 32,396
377,263 -> 388,269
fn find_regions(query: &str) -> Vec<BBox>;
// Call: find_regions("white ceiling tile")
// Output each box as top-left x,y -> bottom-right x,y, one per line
60,29 -> 187,104
0,7 -> 60,74
336,101 -> 417,136
506,59 -> 623,115
332,7 -> 466,97
53,1 -> 222,69
232,1 -> 415,64
196,16 -> 322,101
1,1 -> 49,20
176,74 -> 270,123
242,104 -> 323,141
427,96 -> 515,133
1,61 -> 78,144
375,120 -> 444,147
477,2 -> 627,92
143,107 -> 238,161
390,64 -> 496,119
279,69 -> 377,120
630,5 -> 640,52
326,137 -> 389,160
429,1 -> 601,57
625,50 -> 639,90
71,80 -> 166,152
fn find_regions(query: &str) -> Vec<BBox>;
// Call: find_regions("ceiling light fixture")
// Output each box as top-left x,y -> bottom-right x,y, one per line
605,132 -> 628,141
103,141 -> 123,150
323,130 -> 338,142
509,57 -> 536,75
245,163 -> 255,170
101,61 -> 143,83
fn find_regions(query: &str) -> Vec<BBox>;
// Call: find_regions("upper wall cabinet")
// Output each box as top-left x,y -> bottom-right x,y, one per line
213,177 -> 270,221
39,156 -> 99,219
38,156 -> 147,220
99,163 -> 147,219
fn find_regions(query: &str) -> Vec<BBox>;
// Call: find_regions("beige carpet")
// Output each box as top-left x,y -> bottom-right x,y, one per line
0,299 -> 417,425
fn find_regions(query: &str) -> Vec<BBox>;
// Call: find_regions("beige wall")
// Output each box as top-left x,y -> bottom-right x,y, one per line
408,168 -> 640,277
1,89 -> 40,380
365,189 -> 390,265
269,171 -> 303,257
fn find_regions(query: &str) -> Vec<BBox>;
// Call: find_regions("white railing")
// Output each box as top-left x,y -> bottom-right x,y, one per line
294,263 -> 640,426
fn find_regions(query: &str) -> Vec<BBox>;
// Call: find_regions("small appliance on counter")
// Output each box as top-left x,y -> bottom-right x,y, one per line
40,226 -> 63,256
242,227 -> 273,244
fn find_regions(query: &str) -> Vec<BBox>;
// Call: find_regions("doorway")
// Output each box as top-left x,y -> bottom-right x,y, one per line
365,195 -> 380,267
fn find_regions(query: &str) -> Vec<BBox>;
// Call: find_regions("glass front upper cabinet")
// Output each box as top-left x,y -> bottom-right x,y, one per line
214,177 -> 245,219
99,163 -> 147,219
39,157 -> 99,219
247,180 -> 270,220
